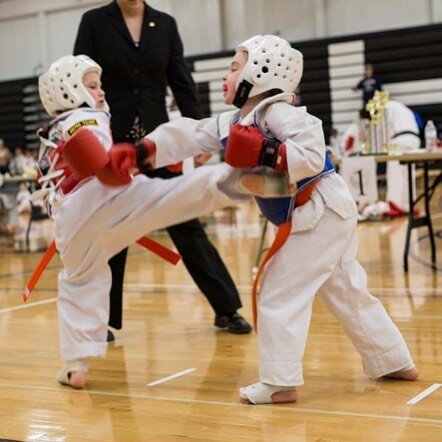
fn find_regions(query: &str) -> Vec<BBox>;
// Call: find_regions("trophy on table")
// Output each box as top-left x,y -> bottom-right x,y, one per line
364,90 -> 393,154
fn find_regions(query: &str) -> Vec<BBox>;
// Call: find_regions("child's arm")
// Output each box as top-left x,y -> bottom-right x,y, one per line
225,103 -> 326,185
103,116 -> 222,181
64,115 -> 222,185
267,104 -> 326,184
142,116 -> 221,168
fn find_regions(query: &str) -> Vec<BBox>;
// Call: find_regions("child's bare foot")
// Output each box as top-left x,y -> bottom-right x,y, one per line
269,389 -> 298,403
68,371 -> 86,389
239,382 -> 298,404
385,366 -> 419,381
239,171 -> 295,198
56,358 -> 89,389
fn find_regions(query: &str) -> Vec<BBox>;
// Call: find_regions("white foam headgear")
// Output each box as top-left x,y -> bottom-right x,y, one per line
39,55 -> 107,117
234,35 -> 303,107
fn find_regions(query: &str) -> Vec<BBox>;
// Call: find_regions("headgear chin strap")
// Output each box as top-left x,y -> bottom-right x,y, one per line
233,80 -> 254,108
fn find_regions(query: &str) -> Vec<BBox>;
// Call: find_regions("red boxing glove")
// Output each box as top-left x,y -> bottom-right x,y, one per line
225,124 -> 287,172
62,128 -> 128,186
103,143 -> 137,185
63,129 -> 157,186
62,128 -> 110,180
104,138 -> 156,184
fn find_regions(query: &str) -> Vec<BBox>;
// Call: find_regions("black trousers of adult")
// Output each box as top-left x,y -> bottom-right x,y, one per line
107,166 -> 242,329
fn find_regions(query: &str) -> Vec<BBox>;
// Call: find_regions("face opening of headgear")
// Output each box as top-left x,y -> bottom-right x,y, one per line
233,35 -> 303,108
38,54 -> 108,117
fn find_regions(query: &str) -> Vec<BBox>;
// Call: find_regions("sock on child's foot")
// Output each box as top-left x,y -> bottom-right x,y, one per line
56,358 -> 89,389
239,381 -> 297,404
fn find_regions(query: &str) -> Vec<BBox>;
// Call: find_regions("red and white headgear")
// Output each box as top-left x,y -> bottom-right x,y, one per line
39,55 -> 108,117
233,35 -> 303,108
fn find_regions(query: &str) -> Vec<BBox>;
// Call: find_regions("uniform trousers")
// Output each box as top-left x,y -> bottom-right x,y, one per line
55,165 -> 246,360
258,205 -> 414,386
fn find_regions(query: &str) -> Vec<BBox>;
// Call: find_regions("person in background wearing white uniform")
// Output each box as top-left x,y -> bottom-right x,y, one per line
385,99 -> 421,214
328,128 -> 342,158
340,110 -> 369,156
100,35 -> 419,404
36,55 -> 276,389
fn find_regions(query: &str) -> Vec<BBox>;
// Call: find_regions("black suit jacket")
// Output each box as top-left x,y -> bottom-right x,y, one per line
73,1 -> 203,140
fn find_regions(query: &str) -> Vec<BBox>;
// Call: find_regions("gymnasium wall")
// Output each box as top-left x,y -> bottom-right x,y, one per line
1,24 -> 442,149
0,77 -> 50,149
188,24 -> 442,141
0,0 -> 440,83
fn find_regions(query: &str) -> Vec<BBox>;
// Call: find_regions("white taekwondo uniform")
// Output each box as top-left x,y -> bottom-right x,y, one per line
42,108 -> 248,361
147,93 -> 414,385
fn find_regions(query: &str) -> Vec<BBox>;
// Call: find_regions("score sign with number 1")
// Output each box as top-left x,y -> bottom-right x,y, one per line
340,156 -> 378,208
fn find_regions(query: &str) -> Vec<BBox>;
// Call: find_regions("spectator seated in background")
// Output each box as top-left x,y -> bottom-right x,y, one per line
0,140 -> 21,245
0,143 -> 38,245
9,147 -> 27,175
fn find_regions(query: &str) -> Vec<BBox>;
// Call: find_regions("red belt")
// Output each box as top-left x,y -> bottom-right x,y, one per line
23,237 -> 181,301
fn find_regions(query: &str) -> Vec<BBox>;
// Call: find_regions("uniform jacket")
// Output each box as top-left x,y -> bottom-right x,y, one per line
73,1 -> 203,140
45,109 -> 130,252
148,93 -> 358,233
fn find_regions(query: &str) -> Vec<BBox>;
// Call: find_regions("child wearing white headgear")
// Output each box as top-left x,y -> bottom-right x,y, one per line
36,54 -> 268,389
93,35 -> 418,404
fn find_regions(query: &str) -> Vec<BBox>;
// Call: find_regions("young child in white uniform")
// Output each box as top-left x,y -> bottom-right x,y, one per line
96,35 -> 419,405
36,55 -> 273,389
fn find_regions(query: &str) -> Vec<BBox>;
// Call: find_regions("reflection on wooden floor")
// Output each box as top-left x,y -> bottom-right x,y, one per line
0,196 -> 441,441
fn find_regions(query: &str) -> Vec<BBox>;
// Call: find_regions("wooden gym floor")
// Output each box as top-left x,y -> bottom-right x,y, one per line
0,194 -> 441,441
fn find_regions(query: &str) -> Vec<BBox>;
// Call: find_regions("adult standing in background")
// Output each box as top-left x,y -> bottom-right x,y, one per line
73,0 -> 251,336
352,63 -> 383,105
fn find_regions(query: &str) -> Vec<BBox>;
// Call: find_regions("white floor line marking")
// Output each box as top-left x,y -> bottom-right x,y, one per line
0,382 -> 441,425
147,368 -> 197,386
0,297 -> 56,314
407,383 -> 442,405
123,283 -> 442,295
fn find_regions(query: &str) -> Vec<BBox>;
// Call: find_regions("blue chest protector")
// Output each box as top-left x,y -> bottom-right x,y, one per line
218,116 -> 335,226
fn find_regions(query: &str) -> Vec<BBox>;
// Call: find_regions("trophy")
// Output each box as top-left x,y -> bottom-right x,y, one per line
365,99 -> 379,154
365,90 -> 392,154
